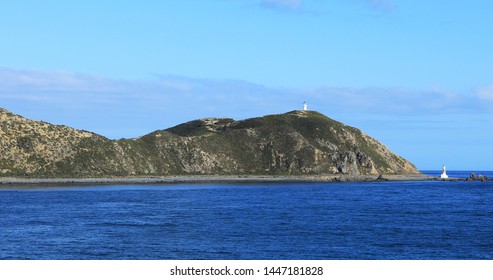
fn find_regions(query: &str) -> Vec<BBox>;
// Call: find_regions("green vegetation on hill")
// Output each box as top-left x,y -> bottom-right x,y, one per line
0,108 -> 420,178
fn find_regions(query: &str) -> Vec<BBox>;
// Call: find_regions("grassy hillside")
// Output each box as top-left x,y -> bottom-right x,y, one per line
0,108 -> 420,177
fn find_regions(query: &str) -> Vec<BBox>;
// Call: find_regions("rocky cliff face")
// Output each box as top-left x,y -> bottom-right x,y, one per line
0,108 -> 420,177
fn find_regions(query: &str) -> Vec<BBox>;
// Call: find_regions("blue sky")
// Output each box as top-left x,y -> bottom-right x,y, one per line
1,0 -> 492,170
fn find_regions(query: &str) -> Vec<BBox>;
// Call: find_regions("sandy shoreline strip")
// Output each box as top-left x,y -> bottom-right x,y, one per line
0,174 -> 441,186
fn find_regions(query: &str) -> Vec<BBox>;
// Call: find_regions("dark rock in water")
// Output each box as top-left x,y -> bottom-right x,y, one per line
466,173 -> 488,182
375,174 -> 389,182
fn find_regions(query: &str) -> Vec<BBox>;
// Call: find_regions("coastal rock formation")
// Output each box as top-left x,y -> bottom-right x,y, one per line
0,108 -> 420,178
466,173 -> 489,182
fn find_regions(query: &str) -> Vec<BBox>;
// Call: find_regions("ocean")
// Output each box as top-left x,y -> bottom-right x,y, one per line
1,171 -> 492,260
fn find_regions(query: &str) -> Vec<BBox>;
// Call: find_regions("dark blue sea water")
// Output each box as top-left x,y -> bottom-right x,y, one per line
1,171 -> 492,260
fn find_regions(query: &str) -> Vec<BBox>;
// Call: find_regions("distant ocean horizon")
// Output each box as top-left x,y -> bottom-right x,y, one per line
1,170 -> 492,260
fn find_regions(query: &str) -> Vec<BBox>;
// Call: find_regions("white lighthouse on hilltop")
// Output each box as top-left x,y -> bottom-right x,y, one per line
303,102 -> 308,111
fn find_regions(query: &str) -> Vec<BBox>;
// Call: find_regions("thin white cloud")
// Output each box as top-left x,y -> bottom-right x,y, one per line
0,68 -> 130,92
258,0 -> 395,12
1,67 -> 490,139
359,0 -> 395,11
477,85 -> 493,101
260,0 -> 301,10
0,67 -> 484,115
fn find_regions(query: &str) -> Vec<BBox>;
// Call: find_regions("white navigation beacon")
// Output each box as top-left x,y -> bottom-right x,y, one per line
303,102 -> 308,111
440,165 -> 448,179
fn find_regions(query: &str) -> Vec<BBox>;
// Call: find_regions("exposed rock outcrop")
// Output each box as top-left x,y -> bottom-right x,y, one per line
466,173 -> 489,182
